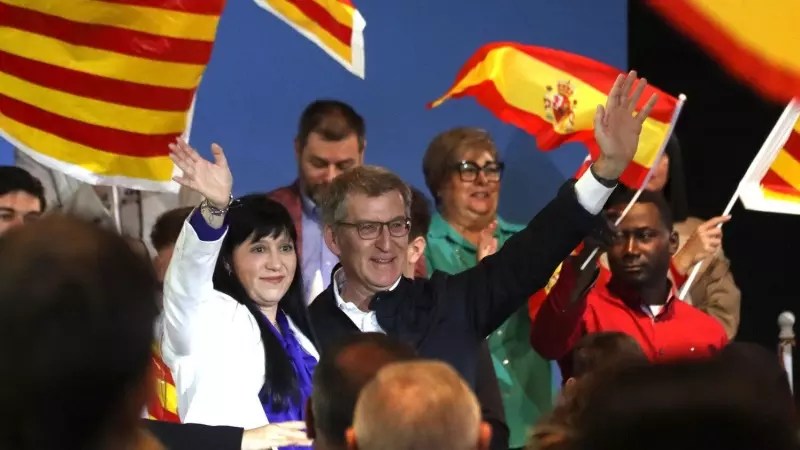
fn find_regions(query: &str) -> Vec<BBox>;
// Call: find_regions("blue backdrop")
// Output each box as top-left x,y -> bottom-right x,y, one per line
1,0 -> 627,223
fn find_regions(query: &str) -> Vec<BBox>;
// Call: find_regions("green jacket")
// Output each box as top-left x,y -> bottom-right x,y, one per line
425,212 -> 554,448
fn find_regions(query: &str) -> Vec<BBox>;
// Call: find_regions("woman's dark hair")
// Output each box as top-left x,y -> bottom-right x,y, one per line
662,135 -> 689,222
211,194 -> 317,411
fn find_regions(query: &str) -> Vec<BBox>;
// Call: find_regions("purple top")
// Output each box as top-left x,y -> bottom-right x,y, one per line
263,310 -> 317,450
189,207 -> 228,241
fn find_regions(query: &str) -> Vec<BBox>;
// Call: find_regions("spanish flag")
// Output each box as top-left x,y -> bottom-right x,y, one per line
740,100 -> 800,215
0,0 -> 225,192
429,43 -> 680,189
254,0 -> 365,78
647,1 -> 800,103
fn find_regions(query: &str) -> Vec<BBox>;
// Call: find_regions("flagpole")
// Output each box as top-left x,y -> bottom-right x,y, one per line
678,99 -> 800,299
778,311 -> 795,395
111,186 -> 123,234
580,93 -> 687,272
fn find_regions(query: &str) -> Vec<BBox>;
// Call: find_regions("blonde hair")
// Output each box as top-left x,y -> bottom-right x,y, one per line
353,361 -> 481,450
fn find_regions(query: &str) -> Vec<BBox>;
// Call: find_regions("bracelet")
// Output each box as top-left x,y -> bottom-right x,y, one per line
589,164 -> 619,188
200,195 -> 232,216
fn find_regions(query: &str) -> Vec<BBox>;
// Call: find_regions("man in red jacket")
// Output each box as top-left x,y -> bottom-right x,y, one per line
530,188 -> 728,378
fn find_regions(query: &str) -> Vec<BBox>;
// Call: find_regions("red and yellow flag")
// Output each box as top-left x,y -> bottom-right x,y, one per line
740,103 -> 800,216
254,0 -> 365,78
0,0 -> 225,192
647,0 -> 800,103
148,344 -> 180,423
429,42 -> 680,189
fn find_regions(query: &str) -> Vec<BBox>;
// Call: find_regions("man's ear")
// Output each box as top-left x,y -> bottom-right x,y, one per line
564,376 -> 578,394
407,236 -> 427,265
668,229 -> 680,255
346,428 -> 358,450
305,397 -> 316,439
477,422 -> 492,450
324,224 -> 341,257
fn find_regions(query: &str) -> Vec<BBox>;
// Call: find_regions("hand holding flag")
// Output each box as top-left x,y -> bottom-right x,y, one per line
672,215 -> 731,276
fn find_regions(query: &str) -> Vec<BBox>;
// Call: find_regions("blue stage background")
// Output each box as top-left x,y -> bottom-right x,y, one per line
1,0 -> 626,222
0,0 -> 627,393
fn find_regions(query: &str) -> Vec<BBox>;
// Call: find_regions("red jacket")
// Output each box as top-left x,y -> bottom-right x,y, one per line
529,262 -> 728,378
267,182 -> 426,278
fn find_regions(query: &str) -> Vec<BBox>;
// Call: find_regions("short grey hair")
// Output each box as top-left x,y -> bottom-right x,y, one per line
353,361 -> 481,450
319,165 -> 412,225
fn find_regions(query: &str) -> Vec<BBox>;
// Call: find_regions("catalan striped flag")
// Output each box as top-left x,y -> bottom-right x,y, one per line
254,0 -> 365,78
429,42 -> 680,189
740,100 -> 800,215
0,0 -> 225,192
647,0 -> 800,103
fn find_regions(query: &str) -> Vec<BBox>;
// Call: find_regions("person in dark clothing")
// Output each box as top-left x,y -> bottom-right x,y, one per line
308,73 -> 657,449
0,215 -> 160,450
307,332 -> 417,450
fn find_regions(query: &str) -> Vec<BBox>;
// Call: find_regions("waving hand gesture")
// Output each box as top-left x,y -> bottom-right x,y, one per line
168,138 -> 232,208
592,70 -> 659,180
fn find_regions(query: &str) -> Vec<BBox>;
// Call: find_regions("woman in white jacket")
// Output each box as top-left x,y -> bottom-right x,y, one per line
161,138 -> 319,443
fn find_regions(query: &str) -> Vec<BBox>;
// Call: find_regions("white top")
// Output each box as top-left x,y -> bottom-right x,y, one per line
160,218 -> 319,429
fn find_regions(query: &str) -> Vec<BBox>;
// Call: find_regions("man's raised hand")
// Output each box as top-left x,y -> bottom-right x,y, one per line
592,70 -> 658,181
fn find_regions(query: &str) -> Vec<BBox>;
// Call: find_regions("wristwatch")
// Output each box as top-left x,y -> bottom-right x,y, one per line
589,164 -> 619,188
200,194 -> 233,216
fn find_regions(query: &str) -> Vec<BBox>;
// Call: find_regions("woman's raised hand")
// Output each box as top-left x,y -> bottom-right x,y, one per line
168,138 -> 232,208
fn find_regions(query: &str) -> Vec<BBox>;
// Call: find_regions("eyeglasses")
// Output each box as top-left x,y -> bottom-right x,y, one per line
452,160 -> 504,183
336,218 -> 411,240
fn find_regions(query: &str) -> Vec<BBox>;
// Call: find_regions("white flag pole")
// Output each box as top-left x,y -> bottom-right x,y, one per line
678,99 -> 800,299
580,93 -> 687,271
778,311 -> 795,395
110,186 -> 123,234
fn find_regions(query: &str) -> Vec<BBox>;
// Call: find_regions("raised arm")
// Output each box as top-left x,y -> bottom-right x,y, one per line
162,138 -> 233,357
446,71 -> 659,337
672,216 -> 739,337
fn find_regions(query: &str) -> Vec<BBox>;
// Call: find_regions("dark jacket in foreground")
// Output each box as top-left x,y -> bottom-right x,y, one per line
309,181 -> 600,450
144,419 -> 243,450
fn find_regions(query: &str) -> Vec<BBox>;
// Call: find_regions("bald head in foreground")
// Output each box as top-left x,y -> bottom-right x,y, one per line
308,333 -> 417,450
348,361 -> 491,450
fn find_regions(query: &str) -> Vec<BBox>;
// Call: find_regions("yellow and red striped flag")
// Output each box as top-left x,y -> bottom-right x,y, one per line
147,344 -> 180,423
647,0 -> 800,103
428,43 -> 680,189
740,100 -> 800,215
254,0 -> 365,78
0,0 -> 225,192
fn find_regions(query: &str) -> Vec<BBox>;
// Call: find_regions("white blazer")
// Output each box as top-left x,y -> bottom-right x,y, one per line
161,218 -> 319,429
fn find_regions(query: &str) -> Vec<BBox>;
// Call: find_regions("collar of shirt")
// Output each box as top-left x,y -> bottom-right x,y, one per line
300,191 -> 320,220
331,268 -> 401,332
604,277 -> 679,318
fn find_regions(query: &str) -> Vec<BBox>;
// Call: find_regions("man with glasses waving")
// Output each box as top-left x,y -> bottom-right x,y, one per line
308,72 -> 657,448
